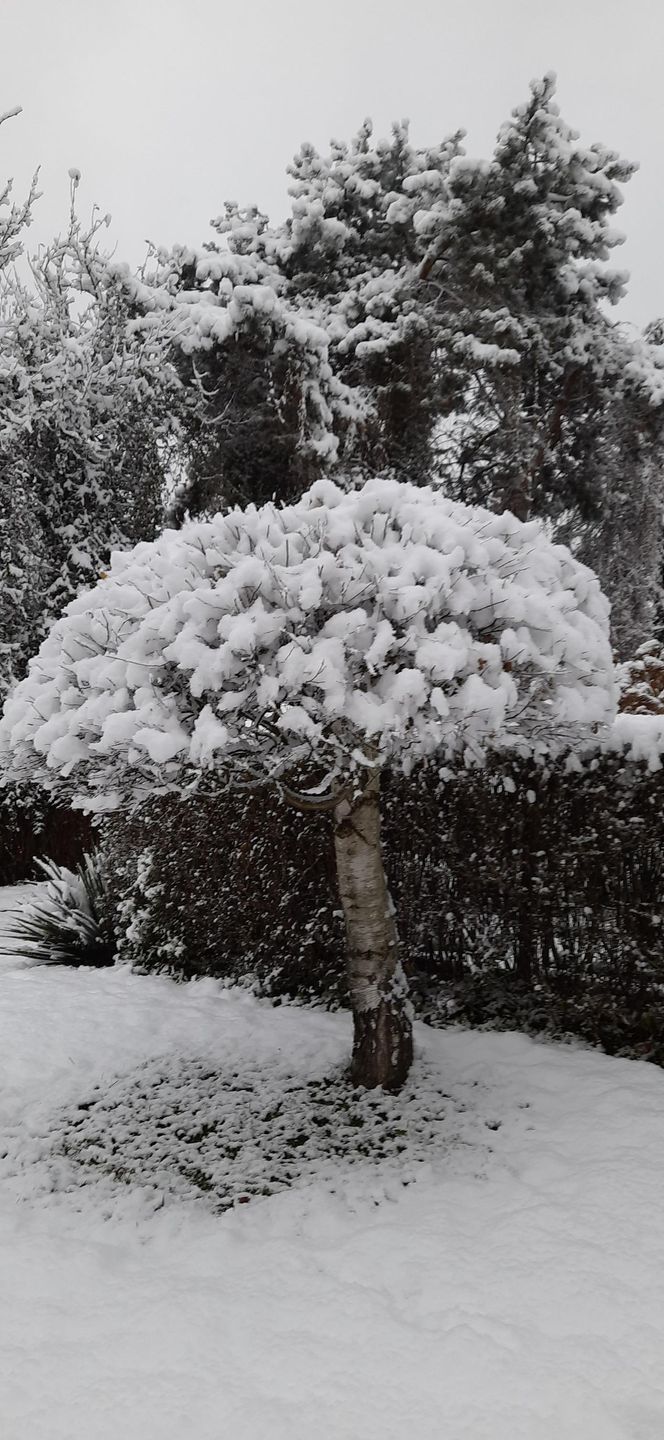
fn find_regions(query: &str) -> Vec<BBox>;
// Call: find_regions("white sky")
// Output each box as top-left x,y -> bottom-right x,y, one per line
0,0 -> 661,325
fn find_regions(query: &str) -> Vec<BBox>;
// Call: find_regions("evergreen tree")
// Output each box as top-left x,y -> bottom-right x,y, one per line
128,119 -> 466,517
276,118 -> 464,479
126,78 -> 664,659
417,76 -> 647,513
0,477 -> 615,1087
126,234 -> 353,519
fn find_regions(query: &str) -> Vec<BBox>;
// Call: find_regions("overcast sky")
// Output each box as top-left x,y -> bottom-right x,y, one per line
0,0 -> 661,325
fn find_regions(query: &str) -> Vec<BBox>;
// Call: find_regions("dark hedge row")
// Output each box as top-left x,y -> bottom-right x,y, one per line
100,756 -> 664,1061
102,789 -> 347,1001
0,791 -> 94,887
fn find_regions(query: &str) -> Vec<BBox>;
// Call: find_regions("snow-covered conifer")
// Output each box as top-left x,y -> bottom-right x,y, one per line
123,237 -> 353,520
419,76 -> 651,513
0,476 -> 616,1086
126,118 -> 466,518
125,82 -> 664,659
277,119 -> 464,479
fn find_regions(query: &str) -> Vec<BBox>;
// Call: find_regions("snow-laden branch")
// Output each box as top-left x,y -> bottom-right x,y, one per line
0,475 -> 617,813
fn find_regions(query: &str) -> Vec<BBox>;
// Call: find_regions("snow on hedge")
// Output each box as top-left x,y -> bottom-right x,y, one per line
594,712 -> 664,771
0,476 -> 616,812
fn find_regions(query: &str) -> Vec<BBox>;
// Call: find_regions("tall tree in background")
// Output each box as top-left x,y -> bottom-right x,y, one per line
415,74 -> 664,652
0,81 -> 659,687
420,76 -> 637,511
274,118 -> 464,480
125,232 -> 354,521
128,119 -> 465,517
413,74 -> 664,653
0,179 -> 180,694
128,77 -> 664,654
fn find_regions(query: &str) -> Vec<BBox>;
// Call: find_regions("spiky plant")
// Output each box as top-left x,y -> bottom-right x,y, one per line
0,852 -> 116,967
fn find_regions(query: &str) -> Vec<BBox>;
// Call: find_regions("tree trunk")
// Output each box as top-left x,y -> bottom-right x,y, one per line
333,772 -> 413,1090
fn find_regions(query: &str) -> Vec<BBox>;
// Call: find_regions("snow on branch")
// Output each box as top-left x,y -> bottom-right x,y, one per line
0,476 -> 616,812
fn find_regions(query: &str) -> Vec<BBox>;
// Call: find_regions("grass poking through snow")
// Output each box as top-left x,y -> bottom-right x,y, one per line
2,1054 -> 475,1214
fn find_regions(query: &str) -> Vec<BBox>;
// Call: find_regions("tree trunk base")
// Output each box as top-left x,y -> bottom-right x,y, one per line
351,995 -> 414,1091
333,770 -> 414,1091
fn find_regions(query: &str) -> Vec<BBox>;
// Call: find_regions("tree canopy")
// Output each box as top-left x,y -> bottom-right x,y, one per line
0,474 -> 615,805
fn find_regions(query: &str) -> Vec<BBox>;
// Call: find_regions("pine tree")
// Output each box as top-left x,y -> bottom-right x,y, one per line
126,234 -> 351,519
415,75 -> 649,520
125,79 -> 664,661
276,118 -> 464,479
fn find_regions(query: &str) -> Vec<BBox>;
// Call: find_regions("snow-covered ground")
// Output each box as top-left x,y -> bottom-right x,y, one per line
1,891 -> 664,1439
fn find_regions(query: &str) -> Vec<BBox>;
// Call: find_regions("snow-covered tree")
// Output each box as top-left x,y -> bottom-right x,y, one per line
0,108 -> 41,693
0,193 -> 180,694
122,79 -> 664,659
572,390 -> 664,657
0,106 -> 38,267
121,235 -> 354,521
417,77 -> 656,514
0,476 -> 616,1086
275,118 -> 464,481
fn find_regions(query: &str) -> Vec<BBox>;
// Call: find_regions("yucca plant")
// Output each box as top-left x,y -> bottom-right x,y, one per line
0,852 -> 116,967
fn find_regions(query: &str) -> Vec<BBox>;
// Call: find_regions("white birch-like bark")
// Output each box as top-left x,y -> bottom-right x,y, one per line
333,770 -> 413,1089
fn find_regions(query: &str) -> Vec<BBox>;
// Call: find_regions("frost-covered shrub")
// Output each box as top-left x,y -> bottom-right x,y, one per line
1,852 -> 115,967
98,733 -> 664,1069
103,751 -> 664,1042
429,971 -> 664,1066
